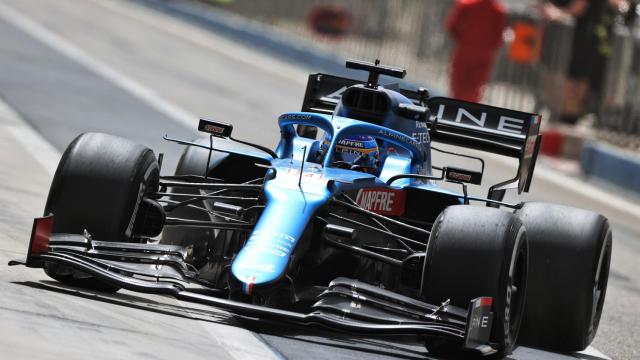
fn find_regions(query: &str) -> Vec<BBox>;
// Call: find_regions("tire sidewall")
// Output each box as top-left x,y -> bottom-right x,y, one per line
499,225 -> 527,352
516,202 -> 611,351
421,206 -> 528,354
45,133 -> 158,242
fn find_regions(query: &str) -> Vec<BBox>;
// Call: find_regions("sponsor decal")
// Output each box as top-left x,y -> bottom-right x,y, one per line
281,168 -> 325,183
335,145 -> 378,156
412,132 -> 429,144
447,171 -> 472,182
243,230 -> 296,257
338,139 -> 366,148
433,103 -> 528,136
280,113 -> 313,120
444,166 -> 482,185
377,129 -> 415,145
497,116 -> 525,134
469,313 -> 491,329
464,297 -> 494,348
198,119 -> 232,137
355,188 -> 406,216
203,124 -> 225,134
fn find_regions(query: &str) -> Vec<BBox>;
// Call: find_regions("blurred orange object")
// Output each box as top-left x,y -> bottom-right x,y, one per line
307,5 -> 352,39
509,21 -> 542,64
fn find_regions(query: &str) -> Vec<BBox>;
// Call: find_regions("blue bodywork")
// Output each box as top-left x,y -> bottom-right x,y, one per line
229,87 -> 452,294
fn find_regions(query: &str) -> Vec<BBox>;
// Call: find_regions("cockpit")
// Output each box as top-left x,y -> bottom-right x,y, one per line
297,60 -> 432,177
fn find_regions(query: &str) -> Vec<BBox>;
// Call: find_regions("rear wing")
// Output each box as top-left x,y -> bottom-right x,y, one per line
427,97 -> 541,194
301,73 -> 542,194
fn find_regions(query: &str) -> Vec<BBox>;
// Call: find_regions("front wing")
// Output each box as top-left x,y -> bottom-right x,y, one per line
9,216 -> 497,356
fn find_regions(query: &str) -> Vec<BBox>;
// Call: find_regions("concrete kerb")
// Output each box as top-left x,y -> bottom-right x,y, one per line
539,124 -> 592,160
539,124 -> 640,195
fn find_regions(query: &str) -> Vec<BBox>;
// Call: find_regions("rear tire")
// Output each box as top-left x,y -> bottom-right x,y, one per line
421,205 -> 528,356
516,202 -> 612,352
43,132 -> 159,292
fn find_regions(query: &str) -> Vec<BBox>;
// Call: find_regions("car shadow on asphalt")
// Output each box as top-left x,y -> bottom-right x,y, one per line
12,280 -> 237,326
13,280 -> 438,359
12,280 -> 596,360
239,317 -> 436,360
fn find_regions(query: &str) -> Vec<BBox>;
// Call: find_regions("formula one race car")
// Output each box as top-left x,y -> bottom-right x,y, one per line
10,60 -> 611,358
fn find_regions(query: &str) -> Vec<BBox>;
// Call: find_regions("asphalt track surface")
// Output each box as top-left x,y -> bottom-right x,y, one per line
0,1 -> 638,359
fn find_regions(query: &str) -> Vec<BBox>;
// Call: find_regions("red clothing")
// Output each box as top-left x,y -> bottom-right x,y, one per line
447,0 -> 506,102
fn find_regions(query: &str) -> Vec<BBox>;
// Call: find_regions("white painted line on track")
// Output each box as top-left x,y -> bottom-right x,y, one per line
89,0 -> 308,85
0,1 -> 198,131
0,98 -> 61,174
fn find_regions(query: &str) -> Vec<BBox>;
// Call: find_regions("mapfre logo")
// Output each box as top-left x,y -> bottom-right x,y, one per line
355,188 -> 406,216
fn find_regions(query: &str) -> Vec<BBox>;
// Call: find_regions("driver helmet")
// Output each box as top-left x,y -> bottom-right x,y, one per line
323,135 -> 379,172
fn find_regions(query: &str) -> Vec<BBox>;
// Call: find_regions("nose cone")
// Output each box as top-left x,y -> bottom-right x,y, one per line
232,227 -> 299,291
231,181 -> 329,295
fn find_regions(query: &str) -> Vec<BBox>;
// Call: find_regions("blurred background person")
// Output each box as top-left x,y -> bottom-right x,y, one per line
542,0 -> 630,124
624,0 -> 639,26
446,0 -> 507,102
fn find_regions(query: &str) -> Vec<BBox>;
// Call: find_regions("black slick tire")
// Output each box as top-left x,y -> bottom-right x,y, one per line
516,202 -> 612,352
43,132 -> 159,292
421,205 -> 528,356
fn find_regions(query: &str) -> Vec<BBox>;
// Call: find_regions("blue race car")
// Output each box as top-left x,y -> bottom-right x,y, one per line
11,60 -> 611,357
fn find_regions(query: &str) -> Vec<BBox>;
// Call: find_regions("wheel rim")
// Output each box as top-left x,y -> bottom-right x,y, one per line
589,230 -> 612,339
508,243 -> 527,338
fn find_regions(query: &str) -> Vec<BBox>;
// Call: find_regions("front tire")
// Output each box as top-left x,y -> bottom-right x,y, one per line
420,205 -> 528,356
43,132 -> 159,292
